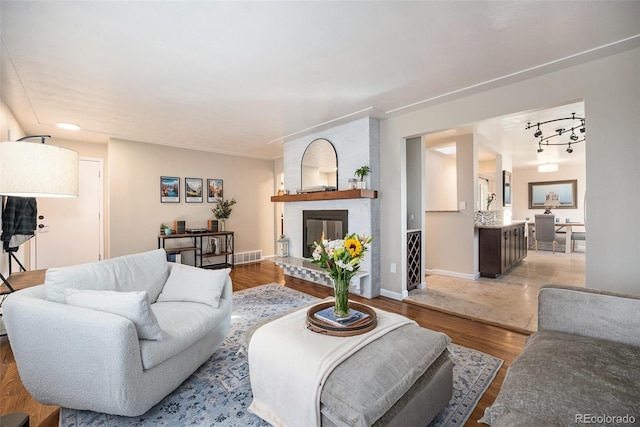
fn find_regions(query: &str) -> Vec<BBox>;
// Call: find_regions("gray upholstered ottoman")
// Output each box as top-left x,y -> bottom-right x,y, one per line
245,307 -> 453,427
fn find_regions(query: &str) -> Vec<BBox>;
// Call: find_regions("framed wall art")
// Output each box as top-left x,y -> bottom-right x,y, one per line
160,176 -> 180,203
207,179 -> 223,203
503,170 -> 512,206
528,179 -> 577,209
185,177 -> 203,203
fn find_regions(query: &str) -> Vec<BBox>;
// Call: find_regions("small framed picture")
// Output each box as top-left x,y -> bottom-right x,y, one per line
207,179 -> 223,203
160,176 -> 180,203
503,170 -> 512,207
185,177 -> 203,203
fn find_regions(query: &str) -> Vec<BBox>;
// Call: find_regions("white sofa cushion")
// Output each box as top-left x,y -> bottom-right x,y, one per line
140,301 -> 227,369
157,265 -> 229,308
45,249 -> 169,304
65,289 -> 163,341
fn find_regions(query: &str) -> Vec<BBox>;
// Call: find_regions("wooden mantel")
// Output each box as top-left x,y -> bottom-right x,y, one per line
270,189 -> 377,202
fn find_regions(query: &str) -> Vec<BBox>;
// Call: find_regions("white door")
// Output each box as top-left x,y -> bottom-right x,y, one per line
31,158 -> 103,269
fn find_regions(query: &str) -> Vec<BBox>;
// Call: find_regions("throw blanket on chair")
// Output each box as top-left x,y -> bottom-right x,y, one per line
248,301 -> 415,427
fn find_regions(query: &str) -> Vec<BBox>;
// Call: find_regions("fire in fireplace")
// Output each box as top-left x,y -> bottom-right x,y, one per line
303,210 -> 348,258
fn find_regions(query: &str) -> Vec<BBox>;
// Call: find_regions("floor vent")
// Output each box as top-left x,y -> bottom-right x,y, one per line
234,250 -> 263,265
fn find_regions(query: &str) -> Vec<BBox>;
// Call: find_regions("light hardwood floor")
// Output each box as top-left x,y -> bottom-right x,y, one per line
1,261 -> 528,426
406,249 -> 586,333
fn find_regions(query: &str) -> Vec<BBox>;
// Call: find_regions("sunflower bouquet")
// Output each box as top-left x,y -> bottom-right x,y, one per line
312,233 -> 373,317
312,233 -> 373,281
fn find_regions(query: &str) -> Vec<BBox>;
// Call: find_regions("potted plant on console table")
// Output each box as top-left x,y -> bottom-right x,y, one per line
211,198 -> 236,232
311,233 -> 373,318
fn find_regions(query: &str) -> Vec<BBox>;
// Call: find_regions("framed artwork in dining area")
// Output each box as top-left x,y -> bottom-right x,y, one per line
528,179 -> 577,209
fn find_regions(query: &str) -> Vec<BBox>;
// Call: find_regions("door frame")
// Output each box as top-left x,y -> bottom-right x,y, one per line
29,156 -> 104,270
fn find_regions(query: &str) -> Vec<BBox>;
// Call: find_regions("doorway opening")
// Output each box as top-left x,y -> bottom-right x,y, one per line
408,100 -> 586,328
30,157 -> 104,270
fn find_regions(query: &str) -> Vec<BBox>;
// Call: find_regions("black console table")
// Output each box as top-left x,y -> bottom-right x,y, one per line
158,231 -> 234,269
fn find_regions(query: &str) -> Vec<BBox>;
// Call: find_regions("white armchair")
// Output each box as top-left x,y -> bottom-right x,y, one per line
3,249 -> 232,417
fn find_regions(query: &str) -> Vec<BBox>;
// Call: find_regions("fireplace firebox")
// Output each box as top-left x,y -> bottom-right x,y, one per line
303,210 -> 348,258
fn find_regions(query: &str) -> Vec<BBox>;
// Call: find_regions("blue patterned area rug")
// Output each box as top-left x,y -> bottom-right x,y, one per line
60,284 -> 503,427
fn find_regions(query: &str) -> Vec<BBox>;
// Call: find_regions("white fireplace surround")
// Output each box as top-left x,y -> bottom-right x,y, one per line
279,117 -> 381,298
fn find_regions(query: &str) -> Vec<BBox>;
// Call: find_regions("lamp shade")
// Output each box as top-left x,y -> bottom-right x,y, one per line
0,141 -> 79,197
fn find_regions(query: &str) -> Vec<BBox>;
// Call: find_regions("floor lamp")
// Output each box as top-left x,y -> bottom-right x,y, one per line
0,135 -> 79,290
0,136 -> 79,423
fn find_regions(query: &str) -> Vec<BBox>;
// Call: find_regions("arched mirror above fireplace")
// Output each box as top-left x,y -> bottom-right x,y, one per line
301,138 -> 337,192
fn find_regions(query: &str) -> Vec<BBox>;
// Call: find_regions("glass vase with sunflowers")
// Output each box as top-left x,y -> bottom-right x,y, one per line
311,233 -> 373,318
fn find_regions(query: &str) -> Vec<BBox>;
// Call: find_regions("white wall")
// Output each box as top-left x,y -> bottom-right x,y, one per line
478,160 -> 497,176
381,47 -> 640,295
0,99 -> 23,142
406,137 -> 423,230
424,134 -> 477,278
109,138 -> 275,258
425,150 -> 457,211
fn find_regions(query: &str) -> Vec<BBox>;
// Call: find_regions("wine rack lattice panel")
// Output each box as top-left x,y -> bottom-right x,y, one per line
407,230 -> 422,290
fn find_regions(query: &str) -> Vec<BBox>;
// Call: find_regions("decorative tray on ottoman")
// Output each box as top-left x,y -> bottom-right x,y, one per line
306,301 -> 377,337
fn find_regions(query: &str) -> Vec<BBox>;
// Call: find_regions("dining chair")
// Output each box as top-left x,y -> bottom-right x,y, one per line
535,214 -> 557,253
571,232 -> 586,251
571,194 -> 587,251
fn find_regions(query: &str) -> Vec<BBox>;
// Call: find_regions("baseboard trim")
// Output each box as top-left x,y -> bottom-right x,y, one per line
425,269 -> 478,281
379,288 -> 407,301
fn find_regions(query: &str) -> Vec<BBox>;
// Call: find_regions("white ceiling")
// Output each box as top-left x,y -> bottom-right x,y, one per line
1,1 -> 639,165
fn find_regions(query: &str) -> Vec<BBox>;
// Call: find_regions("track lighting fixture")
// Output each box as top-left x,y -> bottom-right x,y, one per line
526,112 -> 585,154
534,125 -> 542,138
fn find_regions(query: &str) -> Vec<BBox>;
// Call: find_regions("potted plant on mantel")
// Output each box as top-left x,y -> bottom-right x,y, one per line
211,198 -> 237,231
354,165 -> 371,190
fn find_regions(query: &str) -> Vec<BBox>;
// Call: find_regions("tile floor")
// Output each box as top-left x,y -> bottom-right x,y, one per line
404,249 -> 586,333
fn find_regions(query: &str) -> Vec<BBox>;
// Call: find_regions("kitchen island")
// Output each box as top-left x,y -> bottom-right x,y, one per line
476,221 -> 528,278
